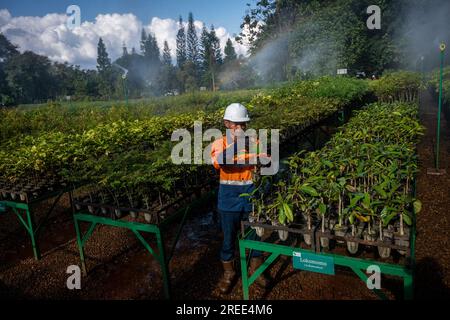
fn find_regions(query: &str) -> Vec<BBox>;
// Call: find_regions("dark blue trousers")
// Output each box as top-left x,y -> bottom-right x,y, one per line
218,209 -> 262,262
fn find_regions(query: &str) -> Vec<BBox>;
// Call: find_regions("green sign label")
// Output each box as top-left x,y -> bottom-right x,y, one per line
293,251 -> 335,275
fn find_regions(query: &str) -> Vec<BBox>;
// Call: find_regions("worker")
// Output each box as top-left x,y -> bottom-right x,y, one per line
211,103 -> 270,294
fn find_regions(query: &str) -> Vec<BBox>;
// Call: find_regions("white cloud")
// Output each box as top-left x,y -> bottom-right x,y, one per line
0,9 -> 248,69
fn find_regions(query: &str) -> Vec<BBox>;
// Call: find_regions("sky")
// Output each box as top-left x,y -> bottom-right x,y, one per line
0,0 -> 252,69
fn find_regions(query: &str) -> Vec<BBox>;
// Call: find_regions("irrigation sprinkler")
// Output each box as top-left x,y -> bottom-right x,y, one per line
427,42 -> 446,175
113,63 -> 129,105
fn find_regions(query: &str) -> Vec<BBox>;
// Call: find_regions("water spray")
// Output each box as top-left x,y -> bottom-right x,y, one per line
113,63 -> 129,105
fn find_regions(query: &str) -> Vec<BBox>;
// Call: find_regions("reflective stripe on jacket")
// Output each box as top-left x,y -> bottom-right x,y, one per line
211,136 -> 257,212
210,136 -> 256,184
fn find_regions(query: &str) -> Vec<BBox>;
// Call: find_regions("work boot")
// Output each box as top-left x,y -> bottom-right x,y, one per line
218,260 -> 237,294
249,257 -> 270,289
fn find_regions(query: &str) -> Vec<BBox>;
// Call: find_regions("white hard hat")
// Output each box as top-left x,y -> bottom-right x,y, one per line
223,103 -> 250,122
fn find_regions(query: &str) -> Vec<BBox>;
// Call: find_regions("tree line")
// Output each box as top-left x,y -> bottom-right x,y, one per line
237,0 -> 449,82
3,1 -> 447,106
0,12 -> 252,106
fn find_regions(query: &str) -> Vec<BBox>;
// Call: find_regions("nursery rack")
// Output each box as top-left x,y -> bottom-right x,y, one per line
0,181 -> 74,260
72,184 -> 216,299
239,211 -> 416,301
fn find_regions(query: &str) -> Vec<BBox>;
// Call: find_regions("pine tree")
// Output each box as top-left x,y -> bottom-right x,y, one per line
200,25 -> 212,72
163,41 -> 172,66
224,38 -> 237,64
159,41 -> 176,94
141,32 -> 161,92
97,37 -> 111,73
209,25 -> 222,66
140,29 -> 147,54
96,37 -> 113,98
176,16 -> 186,68
186,12 -> 200,66
145,33 -> 161,65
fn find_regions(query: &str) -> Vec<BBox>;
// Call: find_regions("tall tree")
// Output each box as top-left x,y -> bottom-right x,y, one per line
0,33 -> 18,60
224,38 -> 237,64
141,32 -> 162,92
140,29 -> 147,54
209,26 -> 222,66
96,37 -> 114,98
0,33 -> 19,105
176,16 -> 186,68
97,37 -> 111,73
143,33 -> 161,66
158,41 -> 177,94
186,12 -> 200,66
200,25 -> 212,72
5,51 -> 54,103
162,41 -> 172,66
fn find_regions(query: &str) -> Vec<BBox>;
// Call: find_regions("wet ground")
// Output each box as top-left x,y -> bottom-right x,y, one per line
1,93 -> 449,299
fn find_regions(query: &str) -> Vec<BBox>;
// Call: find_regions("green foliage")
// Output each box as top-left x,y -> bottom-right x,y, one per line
429,66 -> 450,113
249,76 -> 369,109
0,76 -> 368,211
369,71 -> 422,103
239,0 -> 404,79
252,101 -> 424,235
5,51 -> 55,104
223,38 -> 237,64
0,90 -> 259,144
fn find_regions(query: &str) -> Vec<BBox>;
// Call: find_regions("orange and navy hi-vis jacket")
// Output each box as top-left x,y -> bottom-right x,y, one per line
211,135 -> 259,213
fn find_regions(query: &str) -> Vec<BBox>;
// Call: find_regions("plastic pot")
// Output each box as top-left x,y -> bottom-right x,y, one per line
278,229 -> 289,241
19,193 -> 27,201
378,229 -> 393,258
320,236 -> 329,249
347,225 -> 362,254
303,233 -> 312,246
333,225 -> 348,244
395,237 -> 410,255
114,209 -> 122,218
378,246 -> 391,258
254,217 -> 267,237
10,193 -> 16,200
363,229 -> 377,242
255,227 -> 265,237
347,241 -> 359,254
272,220 -> 288,241
394,226 -> 410,255
144,213 -> 152,223
75,203 -> 81,211
101,207 -> 108,215
130,211 -> 137,219
88,205 -> 95,214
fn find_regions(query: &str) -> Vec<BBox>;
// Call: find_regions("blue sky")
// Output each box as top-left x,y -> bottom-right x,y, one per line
0,0 -> 252,68
2,0 -> 250,35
